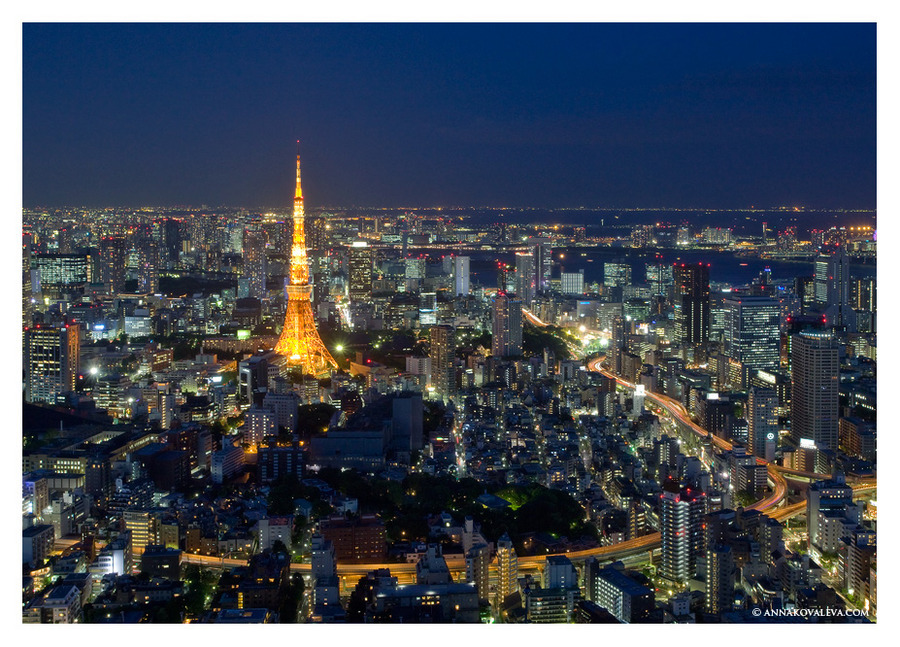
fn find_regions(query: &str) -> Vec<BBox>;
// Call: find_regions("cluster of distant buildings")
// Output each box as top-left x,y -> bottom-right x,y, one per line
22,206 -> 875,622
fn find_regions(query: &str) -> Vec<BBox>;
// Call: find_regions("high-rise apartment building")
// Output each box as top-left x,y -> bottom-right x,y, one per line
659,479 -> 706,584
496,532 -> 518,605
705,544 -> 735,615
429,325 -> 455,400
24,323 -> 80,404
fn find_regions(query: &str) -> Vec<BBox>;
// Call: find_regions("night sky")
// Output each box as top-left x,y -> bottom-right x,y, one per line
22,23 -> 876,210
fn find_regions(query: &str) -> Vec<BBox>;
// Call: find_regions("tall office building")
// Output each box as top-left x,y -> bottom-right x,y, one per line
560,270 -> 585,295
646,261 -> 674,297
123,510 -> 155,558
429,325 -> 455,400
454,256 -> 470,296
747,387 -> 778,461
24,323 -> 80,404
496,533 -> 518,606
791,331 -> 839,470
514,251 -> 535,305
723,295 -> 781,372
32,254 -> 90,295
492,293 -> 523,359
242,227 -> 268,300
348,242 -> 373,302
659,479 -> 706,584
673,263 -> 710,349
794,275 -> 816,314
816,251 -> 856,329
604,261 -> 632,289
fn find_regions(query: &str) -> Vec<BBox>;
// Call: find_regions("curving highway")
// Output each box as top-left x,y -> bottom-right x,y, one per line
585,356 -> 788,512
174,347 -> 872,590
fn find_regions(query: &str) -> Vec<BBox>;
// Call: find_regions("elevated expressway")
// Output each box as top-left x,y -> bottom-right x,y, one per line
176,327 -> 874,591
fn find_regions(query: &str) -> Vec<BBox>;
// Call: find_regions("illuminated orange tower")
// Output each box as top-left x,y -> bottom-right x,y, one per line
275,145 -> 338,376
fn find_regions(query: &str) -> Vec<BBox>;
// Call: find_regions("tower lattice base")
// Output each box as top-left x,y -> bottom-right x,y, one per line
276,287 -> 337,377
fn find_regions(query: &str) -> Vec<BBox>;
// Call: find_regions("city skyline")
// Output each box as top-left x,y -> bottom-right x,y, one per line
19,19 -> 879,626
24,23 -> 875,210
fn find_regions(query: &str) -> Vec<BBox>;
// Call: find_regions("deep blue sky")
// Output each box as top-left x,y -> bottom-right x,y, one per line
23,23 -> 876,209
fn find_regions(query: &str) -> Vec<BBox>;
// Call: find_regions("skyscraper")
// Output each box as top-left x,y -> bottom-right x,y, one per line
242,226 -> 268,300
429,325 -> 455,400
274,147 -> 338,376
25,323 -> 80,404
158,218 -> 182,268
723,295 -> 781,372
817,250 -> 856,329
849,276 -> 876,333
492,293 -> 523,359
454,256 -> 470,297
791,331 -> 839,471
348,241 -> 373,302
747,387 -> 778,461
530,238 -> 552,293
22,233 -> 33,328
610,315 -> 626,376
99,235 -> 128,294
673,263 -> 710,349
604,260 -> 632,289
514,251 -> 535,305
645,261 -> 674,297
659,479 -> 706,584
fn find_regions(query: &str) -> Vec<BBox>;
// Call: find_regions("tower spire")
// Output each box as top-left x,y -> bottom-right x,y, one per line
276,145 -> 337,376
295,140 -> 302,200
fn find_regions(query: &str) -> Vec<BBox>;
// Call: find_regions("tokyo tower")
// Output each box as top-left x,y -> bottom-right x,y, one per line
275,145 -> 338,376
